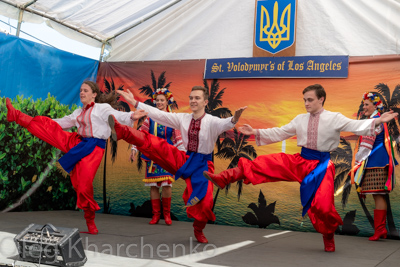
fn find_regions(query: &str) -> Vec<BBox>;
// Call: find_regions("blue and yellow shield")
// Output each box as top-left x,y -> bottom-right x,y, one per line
255,0 -> 296,54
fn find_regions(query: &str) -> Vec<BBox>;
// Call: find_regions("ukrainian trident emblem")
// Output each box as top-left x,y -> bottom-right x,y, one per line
255,0 -> 296,54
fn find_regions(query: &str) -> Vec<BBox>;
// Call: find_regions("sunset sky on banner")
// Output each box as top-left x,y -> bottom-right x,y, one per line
97,57 -> 400,142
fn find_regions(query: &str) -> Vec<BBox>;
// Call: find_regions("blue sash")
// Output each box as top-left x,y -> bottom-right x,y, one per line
58,137 -> 106,173
175,151 -> 212,206
365,131 -> 389,168
300,147 -> 330,216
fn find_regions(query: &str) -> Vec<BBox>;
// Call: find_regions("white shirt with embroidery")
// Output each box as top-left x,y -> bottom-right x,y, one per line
131,117 -> 186,152
137,102 -> 236,154
256,109 -> 377,152
354,110 -> 383,165
53,103 -> 134,140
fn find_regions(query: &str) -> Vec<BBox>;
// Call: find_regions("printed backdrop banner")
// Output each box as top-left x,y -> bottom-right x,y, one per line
96,56 -> 400,238
0,33 -> 98,106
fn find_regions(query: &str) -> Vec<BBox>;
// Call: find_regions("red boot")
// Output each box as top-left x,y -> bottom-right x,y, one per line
162,197 -> 172,226
369,209 -> 387,241
6,98 -> 33,127
83,210 -> 98,235
149,199 -> 161,225
203,167 -> 244,190
108,115 -> 145,146
323,233 -> 335,252
193,220 -> 208,243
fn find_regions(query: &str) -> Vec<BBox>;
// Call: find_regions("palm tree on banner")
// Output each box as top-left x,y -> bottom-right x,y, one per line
137,70 -> 176,108
134,70 -> 178,171
203,79 -> 233,152
331,137 -> 353,207
202,79 -> 234,212
214,128 -> 257,205
101,77 -> 131,214
331,138 -> 374,231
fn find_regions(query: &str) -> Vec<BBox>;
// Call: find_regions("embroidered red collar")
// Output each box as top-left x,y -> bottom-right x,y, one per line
84,102 -> 95,110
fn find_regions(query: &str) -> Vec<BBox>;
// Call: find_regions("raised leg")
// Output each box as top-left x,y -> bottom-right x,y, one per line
108,115 -> 187,174
203,167 -> 244,190
7,99 -> 80,153
6,98 -> 33,127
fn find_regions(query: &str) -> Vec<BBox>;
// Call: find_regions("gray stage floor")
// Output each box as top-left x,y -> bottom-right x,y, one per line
0,210 -> 399,267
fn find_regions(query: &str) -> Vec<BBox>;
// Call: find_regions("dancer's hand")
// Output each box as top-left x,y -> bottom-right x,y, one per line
376,110 -> 399,125
232,106 -> 247,124
132,110 -> 147,121
118,90 -> 137,106
238,124 -> 256,135
130,150 -> 137,162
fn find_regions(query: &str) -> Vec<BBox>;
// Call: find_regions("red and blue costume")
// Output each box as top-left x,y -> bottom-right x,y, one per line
204,108 -> 379,251
109,101 -> 237,243
6,99 -> 134,234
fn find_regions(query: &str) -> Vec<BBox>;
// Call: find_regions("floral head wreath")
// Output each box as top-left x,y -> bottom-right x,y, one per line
152,88 -> 175,112
362,92 -> 384,113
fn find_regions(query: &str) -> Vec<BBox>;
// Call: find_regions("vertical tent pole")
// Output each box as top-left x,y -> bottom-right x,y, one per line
99,42 -> 106,62
16,9 -> 24,37
16,0 -> 37,37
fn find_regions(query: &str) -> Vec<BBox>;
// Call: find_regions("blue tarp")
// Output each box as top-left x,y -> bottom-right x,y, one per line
0,32 -> 98,106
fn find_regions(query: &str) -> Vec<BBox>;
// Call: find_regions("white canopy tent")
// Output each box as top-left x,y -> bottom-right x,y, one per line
0,0 -> 399,61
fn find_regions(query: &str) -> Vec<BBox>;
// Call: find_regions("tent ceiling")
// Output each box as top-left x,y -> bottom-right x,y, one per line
1,0 -> 400,61
107,0 -> 400,61
0,0 -> 182,47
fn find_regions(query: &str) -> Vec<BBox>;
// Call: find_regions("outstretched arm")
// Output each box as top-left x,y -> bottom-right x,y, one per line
117,90 -> 137,107
129,149 -> 137,162
132,110 -> 147,121
231,106 -> 247,124
239,116 -> 298,146
375,110 -> 398,125
119,89 -> 183,130
238,124 -> 256,135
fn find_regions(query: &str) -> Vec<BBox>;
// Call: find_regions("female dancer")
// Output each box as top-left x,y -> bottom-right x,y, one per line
6,81 -> 146,234
130,88 -> 184,225
352,92 -> 397,241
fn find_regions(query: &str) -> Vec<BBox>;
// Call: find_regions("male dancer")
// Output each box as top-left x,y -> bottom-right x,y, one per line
203,84 -> 398,252
109,86 -> 246,243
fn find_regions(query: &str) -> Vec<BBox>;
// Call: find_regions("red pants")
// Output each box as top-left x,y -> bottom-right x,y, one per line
239,153 -> 343,234
133,130 -> 215,222
26,116 -> 102,212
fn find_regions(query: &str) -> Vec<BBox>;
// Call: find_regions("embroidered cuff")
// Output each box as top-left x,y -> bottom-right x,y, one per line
255,129 -> 261,146
135,101 -> 139,109
231,117 -> 237,124
370,118 -> 377,135
130,112 -> 136,121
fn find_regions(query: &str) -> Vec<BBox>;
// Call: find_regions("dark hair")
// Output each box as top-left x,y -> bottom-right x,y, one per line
302,84 -> 326,106
82,80 -> 119,109
191,86 -> 209,100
